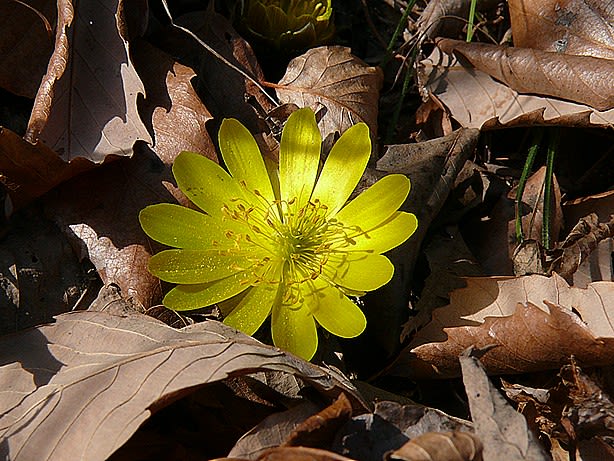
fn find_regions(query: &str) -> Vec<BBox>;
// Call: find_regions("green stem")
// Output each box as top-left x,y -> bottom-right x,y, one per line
515,129 -> 543,243
466,0 -> 478,42
381,0 -> 417,67
542,128 -> 560,250
384,49 -> 416,145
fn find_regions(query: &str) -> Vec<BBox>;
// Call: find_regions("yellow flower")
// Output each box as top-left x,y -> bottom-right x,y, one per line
140,108 -> 417,360
238,0 -> 334,52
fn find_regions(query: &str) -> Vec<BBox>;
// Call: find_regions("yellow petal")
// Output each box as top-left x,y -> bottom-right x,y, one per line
140,203 -> 246,249
335,174 -> 410,230
324,253 -> 394,291
306,279 -> 366,338
149,249 -> 257,284
348,211 -> 418,254
219,119 -> 276,207
311,123 -> 370,215
271,300 -> 318,360
173,151 -> 246,217
223,283 -> 279,336
163,271 -> 253,311
280,107 -> 321,207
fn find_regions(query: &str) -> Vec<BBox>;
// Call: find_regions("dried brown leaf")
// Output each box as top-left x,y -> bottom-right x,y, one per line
25,0 -> 151,162
550,214 -> 614,283
389,274 -> 614,378
0,127 -> 92,210
388,431 -> 483,461
283,393 -> 353,448
0,0 -> 54,97
419,46 -> 614,129
436,38 -> 614,111
275,46 -> 383,142
257,446 -> 357,461
332,400 -> 474,460
460,349 -> 550,461
43,43 -> 216,308
509,0 -> 614,58
365,129 -> 479,358
229,402 -> 322,459
0,311 -> 365,461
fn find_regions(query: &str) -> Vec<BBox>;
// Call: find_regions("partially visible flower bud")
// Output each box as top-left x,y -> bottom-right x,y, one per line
238,0 -> 334,54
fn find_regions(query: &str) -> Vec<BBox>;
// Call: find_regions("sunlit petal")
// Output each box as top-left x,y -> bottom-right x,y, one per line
173,151 -> 246,217
280,108 -> 321,207
271,300 -> 318,360
163,271 -> 253,310
348,211 -> 418,254
149,249 -> 258,284
219,119 -> 276,206
324,253 -> 394,291
311,123 -> 370,215
140,204 -> 246,249
306,279 -> 366,338
224,283 -> 280,335
335,174 -> 410,229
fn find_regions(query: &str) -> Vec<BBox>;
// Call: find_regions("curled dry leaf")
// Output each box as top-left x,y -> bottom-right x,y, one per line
460,349 -> 550,461
419,46 -> 614,129
0,311 -> 366,461
274,46 -> 383,142
509,0 -> 614,59
25,0 -> 151,162
436,38 -> 614,112
388,431 -> 483,461
332,400 -> 474,460
389,274 -> 614,378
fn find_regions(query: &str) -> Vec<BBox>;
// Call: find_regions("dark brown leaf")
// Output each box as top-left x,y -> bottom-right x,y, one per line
283,393 -> 353,448
0,0 -> 54,98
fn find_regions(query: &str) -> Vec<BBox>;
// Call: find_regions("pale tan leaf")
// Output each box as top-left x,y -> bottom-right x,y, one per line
25,0 -> 151,162
419,46 -> 614,129
0,311 -> 365,461
389,431 -> 483,461
275,46 -> 383,141
436,38 -> 614,112
388,274 -> 614,378
460,350 -> 550,461
509,0 -> 614,58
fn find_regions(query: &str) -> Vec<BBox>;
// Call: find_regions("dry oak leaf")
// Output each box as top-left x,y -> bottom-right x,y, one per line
388,273 -> 614,378
25,0 -> 151,162
388,431 -> 483,461
460,349 -> 550,461
436,38 -> 614,112
274,46 -> 383,142
509,0 -> 614,59
419,45 -> 614,129
0,311 -> 365,461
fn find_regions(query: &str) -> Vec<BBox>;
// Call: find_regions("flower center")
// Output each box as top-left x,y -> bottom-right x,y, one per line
221,188 -> 360,297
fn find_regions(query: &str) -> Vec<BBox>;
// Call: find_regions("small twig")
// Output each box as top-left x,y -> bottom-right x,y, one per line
160,0 -> 279,108
11,0 -> 53,38
360,0 -> 389,49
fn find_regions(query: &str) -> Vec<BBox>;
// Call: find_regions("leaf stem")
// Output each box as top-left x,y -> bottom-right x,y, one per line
381,0 -> 417,67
